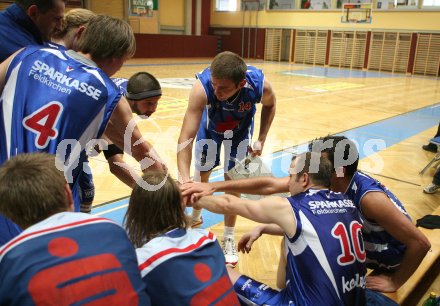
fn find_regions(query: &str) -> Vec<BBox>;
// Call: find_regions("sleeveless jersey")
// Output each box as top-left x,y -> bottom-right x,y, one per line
136,228 -> 239,306
346,171 -> 409,270
281,189 -> 366,305
0,46 -> 121,167
196,66 -> 264,135
0,212 -> 150,305
112,77 -> 128,94
0,46 -> 122,243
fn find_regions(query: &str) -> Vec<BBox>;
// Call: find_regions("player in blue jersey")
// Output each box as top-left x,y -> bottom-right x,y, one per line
177,51 -> 276,267
0,15 -> 166,245
124,171 -> 239,305
49,8 -> 97,213
182,135 -> 431,293
0,153 -> 151,305
49,10 -> 162,212
309,135 -> 430,293
191,152 -> 368,305
0,0 -> 65,62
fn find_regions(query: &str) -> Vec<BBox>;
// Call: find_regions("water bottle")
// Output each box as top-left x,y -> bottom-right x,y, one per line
422,292 -> 438,306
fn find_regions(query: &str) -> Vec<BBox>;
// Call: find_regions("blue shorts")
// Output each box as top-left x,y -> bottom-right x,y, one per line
195,126 -> 253,172
233,275 -> 286,305
365,289 -> 398,306
78,164 -> 95,204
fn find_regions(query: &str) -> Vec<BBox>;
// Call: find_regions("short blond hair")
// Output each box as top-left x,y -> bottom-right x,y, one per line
52,8 -> 96,40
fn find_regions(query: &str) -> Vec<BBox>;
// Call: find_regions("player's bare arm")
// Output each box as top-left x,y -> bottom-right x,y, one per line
194,194 -> 296,237
181,176 -> 290,202
252,79 -> 276,156
177,80 -> 207,183
105,96 -> 166,173
238,223 -> 284,253
362,191 -> 431,292
98,134 -> 139,188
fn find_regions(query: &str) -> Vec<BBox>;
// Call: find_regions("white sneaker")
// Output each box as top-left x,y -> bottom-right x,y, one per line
222,237 -> 239,268
424,183 -> 440,194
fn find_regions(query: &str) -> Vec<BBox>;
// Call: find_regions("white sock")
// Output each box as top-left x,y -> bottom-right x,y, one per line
192,208 -> 202,220
224,226 -> 235,239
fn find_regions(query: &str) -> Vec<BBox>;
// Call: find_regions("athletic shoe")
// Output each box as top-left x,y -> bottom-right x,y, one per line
422,143 -> 437,153
423,183 -> 440,194
222,237 -> 239,268
191,216 -> 203,228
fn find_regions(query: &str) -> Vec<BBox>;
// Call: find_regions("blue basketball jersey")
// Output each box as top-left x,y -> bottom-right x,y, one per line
136,228 -> 239,306
346,171 -> 409,270
0,46 -> 121,165
196,66 -> 264,136
112,77 -> 128,94
280,189 -> 366,305
0,46 -> 122,244
0,212 -> 150,305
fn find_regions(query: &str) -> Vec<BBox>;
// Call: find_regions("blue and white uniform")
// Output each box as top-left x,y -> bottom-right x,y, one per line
235,189 -> 367,306
0,212 -> 150,305
76,78 -> 128,208
346,171 -> 409,271
112,77 -> 128,94
0,46 -> 122,244
195,66 -> 264,172
137,228 -> 239,306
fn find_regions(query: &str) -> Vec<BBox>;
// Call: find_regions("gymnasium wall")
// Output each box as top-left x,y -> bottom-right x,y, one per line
89,0 -> 125,20
210,10 -> 440,31
133,33 -> 218,57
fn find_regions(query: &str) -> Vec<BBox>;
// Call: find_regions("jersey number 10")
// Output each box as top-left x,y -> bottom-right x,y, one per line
332,221 -> 366,265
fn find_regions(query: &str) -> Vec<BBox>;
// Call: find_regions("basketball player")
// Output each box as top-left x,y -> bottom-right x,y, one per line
177,51 -> 276,267
104,73 -> 162,188
124,171 -> 239,305
0,15 -> 165,245
50,8 -> 95,50
0,153 -> 151,305
0,0 -> 65,62
48,10 -> 163,212
49,8 -> 97,213
77,72 -> 162,213
191,152 -> 368,305
182,135 -> 430,293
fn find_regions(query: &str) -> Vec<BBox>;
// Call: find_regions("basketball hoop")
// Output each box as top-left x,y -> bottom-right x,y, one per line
341,3 -> 372,23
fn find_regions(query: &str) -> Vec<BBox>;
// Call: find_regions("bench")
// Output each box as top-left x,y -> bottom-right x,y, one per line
383,206 -> 440,306
420,136 -> 440,175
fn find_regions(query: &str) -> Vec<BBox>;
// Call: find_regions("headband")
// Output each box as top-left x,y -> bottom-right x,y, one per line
125,89 -> 162,100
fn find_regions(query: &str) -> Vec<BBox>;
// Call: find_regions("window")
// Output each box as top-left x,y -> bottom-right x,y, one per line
216,0 -> 238,11
394,0 -> 417,8
268,0 -> 296,10
423,0 -> 440,6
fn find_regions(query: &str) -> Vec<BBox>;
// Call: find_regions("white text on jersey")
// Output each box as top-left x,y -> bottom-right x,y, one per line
30,60 -> 102,100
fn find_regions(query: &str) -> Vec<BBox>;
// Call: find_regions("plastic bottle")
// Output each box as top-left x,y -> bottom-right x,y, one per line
422,292 -> 438,306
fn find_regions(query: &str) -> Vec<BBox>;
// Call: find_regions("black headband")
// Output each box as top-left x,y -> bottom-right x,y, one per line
125,89 -> 162,100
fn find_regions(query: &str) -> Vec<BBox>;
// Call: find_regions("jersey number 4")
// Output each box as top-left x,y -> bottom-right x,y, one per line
332,221 -> 366,265
23,102 -> 63,149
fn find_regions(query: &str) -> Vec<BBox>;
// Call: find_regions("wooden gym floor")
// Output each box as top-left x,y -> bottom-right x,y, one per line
89,58 -> 440,304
